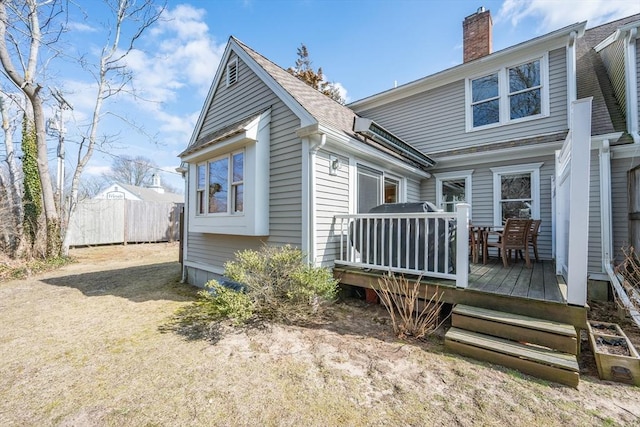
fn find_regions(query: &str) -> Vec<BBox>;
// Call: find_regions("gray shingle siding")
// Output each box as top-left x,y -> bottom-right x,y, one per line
599,39 -> 627,118
422,155 -> 556,261
355,48 -> 568,154
611,156 -> 640,263
315,150 -> 350,267
588,151 -> 603,273
186,55 -> 303,273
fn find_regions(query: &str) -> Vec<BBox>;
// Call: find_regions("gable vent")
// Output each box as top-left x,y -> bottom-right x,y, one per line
226,58 -> 238,87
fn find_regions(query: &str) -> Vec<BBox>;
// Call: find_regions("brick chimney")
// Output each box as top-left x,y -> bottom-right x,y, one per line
463,7 -> 493,63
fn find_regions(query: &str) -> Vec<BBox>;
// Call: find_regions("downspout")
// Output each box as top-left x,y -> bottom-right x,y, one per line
599,139 -> 613,268
626,27 -> 639,144
308,133 -> 326,266
566,31 -> 578,128
180,166 -> 189,283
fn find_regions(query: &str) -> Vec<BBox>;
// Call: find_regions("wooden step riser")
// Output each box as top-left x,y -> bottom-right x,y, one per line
445,339 -> 579,388
452,314 -> 578,355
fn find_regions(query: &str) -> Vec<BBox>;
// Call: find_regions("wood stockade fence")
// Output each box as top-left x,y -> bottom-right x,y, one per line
66,199 -> 182,247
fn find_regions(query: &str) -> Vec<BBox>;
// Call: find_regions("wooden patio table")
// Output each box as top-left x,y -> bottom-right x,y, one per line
469,224 -> 503,264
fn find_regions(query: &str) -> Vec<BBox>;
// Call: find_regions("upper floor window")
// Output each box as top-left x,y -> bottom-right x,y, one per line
509,60 -> 542,120
467,54 -> 548,131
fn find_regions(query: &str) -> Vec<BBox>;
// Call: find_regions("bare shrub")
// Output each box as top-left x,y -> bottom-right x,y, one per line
375,274 -> 447,340
617,246 -> 640,311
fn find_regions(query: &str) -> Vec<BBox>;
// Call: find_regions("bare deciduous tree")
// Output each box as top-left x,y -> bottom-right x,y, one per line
0,0 -> 64,257
0,92 -> 25,256
104,155 -> 158,187
62,0 -> 164,255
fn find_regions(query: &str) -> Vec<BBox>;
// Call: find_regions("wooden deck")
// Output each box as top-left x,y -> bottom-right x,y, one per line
467,258 -> 566,304
334,258 -> 587,328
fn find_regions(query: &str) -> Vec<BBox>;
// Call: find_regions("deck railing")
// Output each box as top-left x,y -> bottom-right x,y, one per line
334,204 -> 469,288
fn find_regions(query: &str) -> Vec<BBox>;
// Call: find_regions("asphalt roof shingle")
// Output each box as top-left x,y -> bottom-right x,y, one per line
231,37 -> 359,140
577,14 -> 640,139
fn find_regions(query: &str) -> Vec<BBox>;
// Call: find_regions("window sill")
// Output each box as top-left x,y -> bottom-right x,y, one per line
466,112 -> 548,133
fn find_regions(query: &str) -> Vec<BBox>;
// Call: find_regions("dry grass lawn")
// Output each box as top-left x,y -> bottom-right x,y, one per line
1,243 -> 639,426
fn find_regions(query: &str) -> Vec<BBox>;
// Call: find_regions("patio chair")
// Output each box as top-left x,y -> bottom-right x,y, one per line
518,219 -> 542,262
484,218 -> 532,268
469,224 -> 478,264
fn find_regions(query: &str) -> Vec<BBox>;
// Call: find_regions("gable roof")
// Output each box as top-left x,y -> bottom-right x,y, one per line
232,37 -> 359,141
184,36 -> 435,171
349,21 -> 586,111
576,13 -> 640,139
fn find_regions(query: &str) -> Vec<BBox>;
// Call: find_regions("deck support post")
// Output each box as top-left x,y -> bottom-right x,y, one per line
456,203 -> 470,289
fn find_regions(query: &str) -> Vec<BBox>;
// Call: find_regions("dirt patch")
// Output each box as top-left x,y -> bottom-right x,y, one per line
1,243 -> 639,426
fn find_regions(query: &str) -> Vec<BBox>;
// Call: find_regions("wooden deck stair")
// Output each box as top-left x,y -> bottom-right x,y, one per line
444,304 -> 580,387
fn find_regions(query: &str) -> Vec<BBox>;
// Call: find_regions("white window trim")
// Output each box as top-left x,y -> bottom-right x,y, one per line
465,53 -> 549,132
196,150 -> 245,217
435,170 -> 474,215
491,162 -> 543,225
184,110 -> 270,236
226,58 -> 238,87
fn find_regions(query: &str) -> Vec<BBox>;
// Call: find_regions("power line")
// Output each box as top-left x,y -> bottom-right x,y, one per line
64,137 -> 183,176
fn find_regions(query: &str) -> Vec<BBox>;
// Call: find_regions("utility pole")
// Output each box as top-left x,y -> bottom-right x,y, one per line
47,88 -> 73,220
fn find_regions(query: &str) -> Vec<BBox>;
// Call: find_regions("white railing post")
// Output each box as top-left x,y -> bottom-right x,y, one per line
455,203 -> 470,288
566,98 -> 592,306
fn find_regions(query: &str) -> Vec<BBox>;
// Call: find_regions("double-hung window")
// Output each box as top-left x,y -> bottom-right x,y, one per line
491,163 -> 542,224
198,151 -> 244,215
467,54 -> 547,130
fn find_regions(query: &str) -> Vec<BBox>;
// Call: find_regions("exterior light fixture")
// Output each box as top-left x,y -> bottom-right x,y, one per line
329,155 -> 340,175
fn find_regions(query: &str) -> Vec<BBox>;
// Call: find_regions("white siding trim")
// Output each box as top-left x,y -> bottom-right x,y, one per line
624,27 -> 639,142
184,260 -> 225,276
566,31 -> 578,127
599,140 -> 613,267
301,137 -> 310,261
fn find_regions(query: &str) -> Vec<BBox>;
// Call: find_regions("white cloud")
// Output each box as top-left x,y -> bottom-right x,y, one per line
84,165 -> 111,176
110,3 -> 224,133
332,81 -> 350,104
497,0 -> 640,32
155,110 -> 199,141
67,21 -> 98,33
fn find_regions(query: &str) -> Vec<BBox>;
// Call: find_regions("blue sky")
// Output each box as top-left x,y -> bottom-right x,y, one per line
39,0 -> 640,191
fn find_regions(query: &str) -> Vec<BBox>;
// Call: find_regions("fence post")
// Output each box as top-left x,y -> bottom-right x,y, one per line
456,203 -> 470,288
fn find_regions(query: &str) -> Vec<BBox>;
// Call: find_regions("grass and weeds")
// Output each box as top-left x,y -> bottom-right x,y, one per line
3,243 -> 640,426
0,255 -> 73,281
